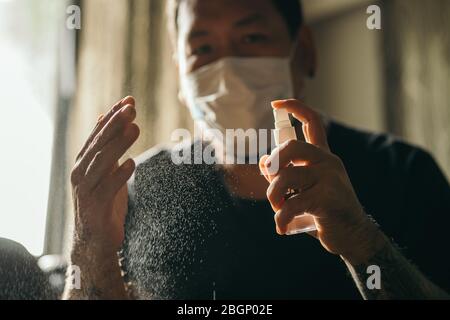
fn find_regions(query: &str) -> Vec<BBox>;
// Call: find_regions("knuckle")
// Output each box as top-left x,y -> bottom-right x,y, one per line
131,122 -> 140,136
284,139 -> 299,151
302,106 -> 320,122
125,122 -> 140,140
92,150 -> 105,163
329,153 -> 343,167
70,166 -> 81,185
276,140 -> 299,161
276,170 -> 290,189
75,151 -> 83,162
112,100 -> 123,110
91,133 -> 101,147
119,106 -> 134,121
277,207 -> 291,227
274,211 -> 283,226
84,151 -> 104,177
266,181 -> 277,203
266,184 -> 274,203
267,176 -> 283,204
74,184 -> 88,201
282,197 -> 295,215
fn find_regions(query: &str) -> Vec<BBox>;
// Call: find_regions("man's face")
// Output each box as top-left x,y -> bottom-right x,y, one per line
177,0 -> 293,74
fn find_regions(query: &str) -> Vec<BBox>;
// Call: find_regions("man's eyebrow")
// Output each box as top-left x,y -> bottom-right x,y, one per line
188,30 -> 209,40
187,14 -> 265,40
234,14 -> 266,28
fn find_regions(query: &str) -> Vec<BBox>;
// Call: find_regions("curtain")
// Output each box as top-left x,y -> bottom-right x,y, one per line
383,0 -> 450,179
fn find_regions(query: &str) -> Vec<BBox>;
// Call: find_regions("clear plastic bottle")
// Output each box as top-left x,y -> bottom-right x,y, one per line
273,108 -> 317,235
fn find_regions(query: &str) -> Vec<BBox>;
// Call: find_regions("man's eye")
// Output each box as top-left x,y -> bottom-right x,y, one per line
193,45 -> 213,56
243,34 -> 268,44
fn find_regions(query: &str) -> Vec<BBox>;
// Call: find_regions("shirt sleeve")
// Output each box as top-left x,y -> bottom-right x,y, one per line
401,149 -> 450,293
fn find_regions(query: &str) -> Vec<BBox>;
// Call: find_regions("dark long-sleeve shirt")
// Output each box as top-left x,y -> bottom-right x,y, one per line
121,120 -> 450,299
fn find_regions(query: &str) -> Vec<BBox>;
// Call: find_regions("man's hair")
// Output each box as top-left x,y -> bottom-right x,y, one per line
166,0 -> 304,49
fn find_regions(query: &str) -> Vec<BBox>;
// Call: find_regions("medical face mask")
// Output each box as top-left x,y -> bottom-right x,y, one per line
179,46 -> 297,161
180,56 -> 294,133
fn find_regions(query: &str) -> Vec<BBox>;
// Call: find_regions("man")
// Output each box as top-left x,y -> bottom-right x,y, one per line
65,0 -> 450,299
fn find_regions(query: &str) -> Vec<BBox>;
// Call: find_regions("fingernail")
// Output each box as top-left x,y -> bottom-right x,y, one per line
122,96 -> 135,104
271,100 -> 282,108
271,100 -> 286,109
121,105 -> 133,116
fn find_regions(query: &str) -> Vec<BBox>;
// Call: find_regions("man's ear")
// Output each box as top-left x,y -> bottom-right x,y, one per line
295,25 -> 317,78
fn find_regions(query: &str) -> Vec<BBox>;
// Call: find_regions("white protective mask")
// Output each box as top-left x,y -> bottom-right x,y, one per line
180,56 -> 294,134
180,57 -> 294,161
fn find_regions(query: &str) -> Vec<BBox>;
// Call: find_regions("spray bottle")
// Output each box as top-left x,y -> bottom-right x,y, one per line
273,108 -> 317,235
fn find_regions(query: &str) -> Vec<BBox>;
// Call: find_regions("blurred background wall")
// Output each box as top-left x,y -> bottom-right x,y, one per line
304,0 -> 385,132
382,0 -> 450,180
305,0 -> 450,181
60,0 -> 450,254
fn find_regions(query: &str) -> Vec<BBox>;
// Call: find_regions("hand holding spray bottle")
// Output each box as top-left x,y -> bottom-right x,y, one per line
272,107 -> 317,235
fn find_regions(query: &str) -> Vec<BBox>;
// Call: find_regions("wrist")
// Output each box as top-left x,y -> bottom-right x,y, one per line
64,253 -> 127,300
70,239 -> 119,269
340,216 -> 388,265
66,241 -> 125,298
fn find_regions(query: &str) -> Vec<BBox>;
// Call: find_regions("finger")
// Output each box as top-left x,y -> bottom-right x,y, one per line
96,158 -> 136,202
266,166 -> 317,212
271,99 -> 329,151
121,96 -> 136,107
259,155 -> 271,182
76,96 -> 135,162
84,123 -> 140,190
78,103 -> 137,176
307,230 -> 318,239
274,190 -> 316,234
265,140 -> 326,176
98,96 -> 135,132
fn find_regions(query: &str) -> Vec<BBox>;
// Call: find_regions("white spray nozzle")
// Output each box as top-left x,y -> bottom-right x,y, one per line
273,108 -> 296,146
272,106 -> 317,235
273,108 -> 291,129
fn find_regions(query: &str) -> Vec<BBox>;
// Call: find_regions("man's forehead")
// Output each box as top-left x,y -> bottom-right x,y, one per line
178,0 -> 276,33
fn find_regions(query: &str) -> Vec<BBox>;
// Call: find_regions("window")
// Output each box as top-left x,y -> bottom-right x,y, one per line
0,0 -> 67,256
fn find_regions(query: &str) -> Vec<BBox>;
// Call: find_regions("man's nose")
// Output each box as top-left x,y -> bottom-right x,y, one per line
215,39 -> 241,60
